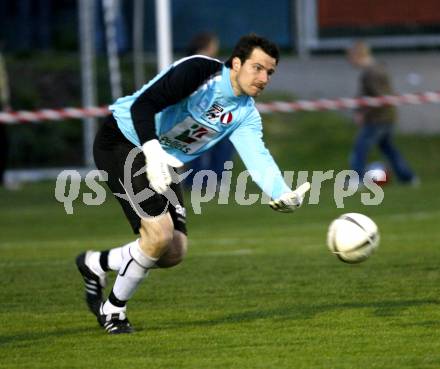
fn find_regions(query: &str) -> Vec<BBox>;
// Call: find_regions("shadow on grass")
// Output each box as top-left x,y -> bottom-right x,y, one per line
1,299 -> 437,342
151,298 -> 439,330
0,327 -> 101,346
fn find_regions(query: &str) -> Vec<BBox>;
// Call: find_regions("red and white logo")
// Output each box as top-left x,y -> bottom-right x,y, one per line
220,112 -> 233,125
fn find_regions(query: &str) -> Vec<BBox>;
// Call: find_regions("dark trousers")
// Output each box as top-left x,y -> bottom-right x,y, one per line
350,123 -> 415,183
0,124 -> 7,185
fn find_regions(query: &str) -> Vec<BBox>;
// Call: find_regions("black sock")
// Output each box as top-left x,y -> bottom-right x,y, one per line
99,250 -> 110,272
108,290 -> 127,308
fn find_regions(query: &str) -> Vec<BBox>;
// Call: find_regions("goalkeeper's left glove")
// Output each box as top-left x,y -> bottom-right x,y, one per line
269,182 -> 311,213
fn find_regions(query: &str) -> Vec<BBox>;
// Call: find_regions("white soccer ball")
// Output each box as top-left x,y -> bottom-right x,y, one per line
327,213 -> 380,264
365,161 -> 390,186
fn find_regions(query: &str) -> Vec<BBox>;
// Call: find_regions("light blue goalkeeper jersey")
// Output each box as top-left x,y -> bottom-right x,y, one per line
109,56 -> 291,199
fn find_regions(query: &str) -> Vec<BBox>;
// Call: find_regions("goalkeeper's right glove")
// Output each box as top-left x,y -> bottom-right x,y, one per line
142,139 -> 184,194
269,182 -> 311,213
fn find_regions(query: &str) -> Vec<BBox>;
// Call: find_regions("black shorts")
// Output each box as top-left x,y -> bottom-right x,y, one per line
93,115 -> 187,235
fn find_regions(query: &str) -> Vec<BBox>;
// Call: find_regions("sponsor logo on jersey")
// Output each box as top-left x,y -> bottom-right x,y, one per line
175,124 -> 209,144
204,103 -> 224,121
220,112 -> 233,125
159,136 -> 192,154
160,117 -> 218,155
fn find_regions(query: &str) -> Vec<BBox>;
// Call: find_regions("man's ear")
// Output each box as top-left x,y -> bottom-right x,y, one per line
232,57 -> 241,71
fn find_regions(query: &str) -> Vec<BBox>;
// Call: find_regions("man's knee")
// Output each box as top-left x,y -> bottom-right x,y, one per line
156,231 -> 188,268
138,214 -> 174,258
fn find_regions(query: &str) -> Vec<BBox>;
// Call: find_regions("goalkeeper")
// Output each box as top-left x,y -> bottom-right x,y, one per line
76,33 -> 310,334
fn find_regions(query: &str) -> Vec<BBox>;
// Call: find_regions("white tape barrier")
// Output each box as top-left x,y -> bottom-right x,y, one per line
1,91 -> 440,124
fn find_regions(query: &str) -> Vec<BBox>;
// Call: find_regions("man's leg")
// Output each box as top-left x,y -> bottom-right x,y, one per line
350,125 -> 378,179
83,229 -> 187,275
378,126 -> 416,183
0,125 -> 8,186
75,239 -> 134,316
77,115 -> 188,333
100,214 -> 172,323
156,230 -> 188,268
77,221 -> 188,334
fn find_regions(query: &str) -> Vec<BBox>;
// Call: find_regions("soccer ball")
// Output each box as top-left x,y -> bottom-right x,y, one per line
327,213 -> 380,264
365,161 -> 390,186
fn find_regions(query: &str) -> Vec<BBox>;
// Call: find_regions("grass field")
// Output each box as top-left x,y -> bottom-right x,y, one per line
1,112 -> 440,369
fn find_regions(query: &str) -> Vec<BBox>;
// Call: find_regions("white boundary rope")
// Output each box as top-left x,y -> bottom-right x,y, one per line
1,91 -> 440,124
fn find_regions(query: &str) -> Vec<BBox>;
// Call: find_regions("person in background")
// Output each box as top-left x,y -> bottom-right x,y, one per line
184,32 -> 235,191
186,32 -> 219,58
346,41 -> 418,187
0,43 -> 11,187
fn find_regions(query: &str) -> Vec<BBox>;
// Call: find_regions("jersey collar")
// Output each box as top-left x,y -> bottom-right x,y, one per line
221,66 -> 246,102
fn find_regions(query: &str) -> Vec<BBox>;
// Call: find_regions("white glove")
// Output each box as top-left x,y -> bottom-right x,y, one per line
269,182 -> 311,213
142,139 -> 184,194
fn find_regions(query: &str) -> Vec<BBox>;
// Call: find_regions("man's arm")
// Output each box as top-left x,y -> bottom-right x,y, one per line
229,110 -> 291,200
268,182 -> 311,213
130,57 -> 222,194
130,56 -> 222,145
229,114 -> 309,212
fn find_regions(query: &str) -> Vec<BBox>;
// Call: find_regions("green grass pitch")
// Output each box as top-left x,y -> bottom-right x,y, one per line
1,112 -> 440,369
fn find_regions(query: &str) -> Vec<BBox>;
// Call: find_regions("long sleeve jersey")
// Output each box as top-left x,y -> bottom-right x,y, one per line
109,55 -> 291,199
359,63 -> 396,124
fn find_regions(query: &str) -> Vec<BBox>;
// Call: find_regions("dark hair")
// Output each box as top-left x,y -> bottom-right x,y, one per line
186,32 -> 218,56
225,33 -> 280,68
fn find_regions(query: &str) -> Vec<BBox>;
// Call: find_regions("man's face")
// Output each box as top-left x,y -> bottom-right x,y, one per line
231,48 -> 277,97
346,43 -> 369,68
